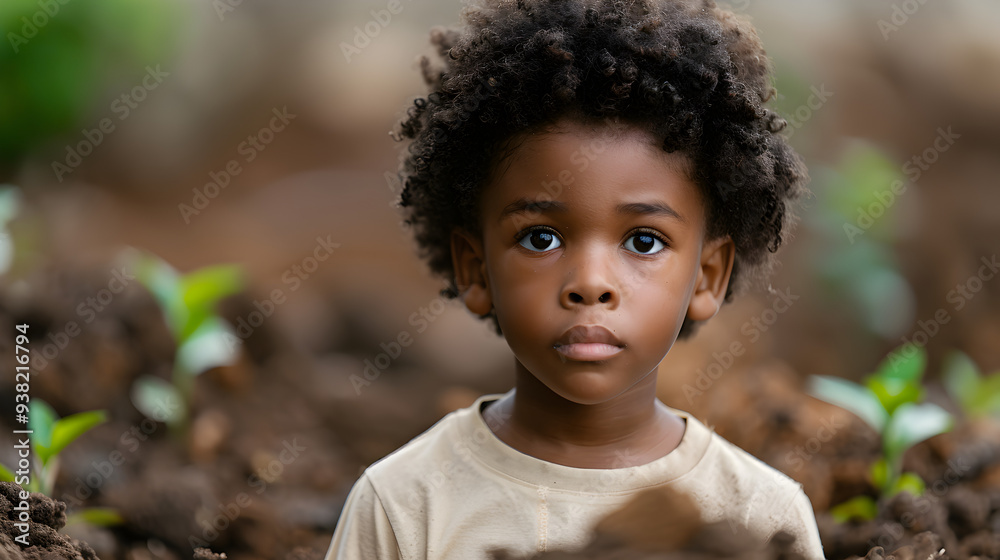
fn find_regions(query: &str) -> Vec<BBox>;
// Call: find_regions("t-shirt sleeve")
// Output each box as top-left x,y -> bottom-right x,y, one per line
324,473 -> 402,560
768,487 -> 826,560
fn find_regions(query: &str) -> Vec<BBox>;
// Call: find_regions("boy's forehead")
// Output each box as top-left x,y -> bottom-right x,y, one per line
479,119 -> 706,226
500,118 -> 693,180
486,119 -> 696,196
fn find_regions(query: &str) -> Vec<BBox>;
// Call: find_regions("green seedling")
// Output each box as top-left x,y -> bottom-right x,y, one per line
814,142 -> 916,340
120,247 -> 244,435
942,350 -> 1000,419
807,344 -> 953,523
0,399 -> 106,494
0,399 -> 122,527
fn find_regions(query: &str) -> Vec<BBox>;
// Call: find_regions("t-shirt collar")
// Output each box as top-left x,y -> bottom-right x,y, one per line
454,389 -> 714,494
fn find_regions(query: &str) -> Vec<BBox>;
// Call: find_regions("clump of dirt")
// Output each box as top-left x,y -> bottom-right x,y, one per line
844,531 -> 948,560
489,484 -> 805,560
819,487 -> 1000,560
0,481 -> 100,560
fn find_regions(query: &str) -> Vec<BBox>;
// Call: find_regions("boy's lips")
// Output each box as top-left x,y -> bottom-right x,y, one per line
553,325 -> 624,361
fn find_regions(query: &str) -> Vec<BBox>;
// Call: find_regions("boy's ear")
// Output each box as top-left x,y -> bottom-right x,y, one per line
450,228 -> 493,316
687,235 -> 735,322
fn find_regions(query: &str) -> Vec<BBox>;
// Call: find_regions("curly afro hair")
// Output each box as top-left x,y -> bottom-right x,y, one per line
392,0 -> 809,339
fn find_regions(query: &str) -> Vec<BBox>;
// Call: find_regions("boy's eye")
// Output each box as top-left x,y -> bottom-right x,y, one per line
518,228 -> 562,252
624,233 -> 665,255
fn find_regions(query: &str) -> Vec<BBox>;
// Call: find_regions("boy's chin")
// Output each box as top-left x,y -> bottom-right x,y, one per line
534,372 -> 638,406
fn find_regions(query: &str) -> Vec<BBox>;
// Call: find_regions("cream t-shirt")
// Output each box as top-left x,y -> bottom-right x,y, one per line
324,391 -> 825,560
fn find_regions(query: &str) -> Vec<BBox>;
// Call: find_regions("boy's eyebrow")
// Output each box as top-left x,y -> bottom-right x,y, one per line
616,201 -> 686,223
498,198 -> 686,223
499,198 -> 568,219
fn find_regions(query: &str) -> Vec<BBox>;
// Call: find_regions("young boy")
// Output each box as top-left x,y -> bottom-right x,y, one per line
325,0 -> 825,558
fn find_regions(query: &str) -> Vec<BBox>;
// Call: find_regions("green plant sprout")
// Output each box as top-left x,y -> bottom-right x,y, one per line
942,350 -> 1000,419
120,247 -> 244,436
0,399 -> 123,527
812,142 -> 917,340
807,344 -> 953,523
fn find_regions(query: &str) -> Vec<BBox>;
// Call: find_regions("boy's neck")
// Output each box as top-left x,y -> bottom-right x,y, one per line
481,360 -> 686,469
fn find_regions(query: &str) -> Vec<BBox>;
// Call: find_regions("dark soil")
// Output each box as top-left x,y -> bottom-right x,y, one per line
0,481 -> 99,560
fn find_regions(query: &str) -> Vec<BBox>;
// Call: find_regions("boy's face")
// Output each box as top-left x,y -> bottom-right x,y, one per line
452,118 -> 734,405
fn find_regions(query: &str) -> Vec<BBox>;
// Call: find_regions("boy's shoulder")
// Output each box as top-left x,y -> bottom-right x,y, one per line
672,407 -> 805,514
361,394 -> 491,492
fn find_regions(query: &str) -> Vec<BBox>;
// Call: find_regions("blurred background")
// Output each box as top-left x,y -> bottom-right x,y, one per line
1,0 -> 999,559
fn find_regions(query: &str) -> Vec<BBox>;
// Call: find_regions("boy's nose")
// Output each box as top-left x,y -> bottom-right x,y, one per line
559,256 -> 619,309
563,289 -> 614,306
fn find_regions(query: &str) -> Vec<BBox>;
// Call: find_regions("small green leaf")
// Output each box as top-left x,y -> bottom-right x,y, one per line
0,462 -> 14,482
873,344 -> 926,383
883,402 -> 953,464
130,375 -> 185,424
889,472 -> 926,497
49,410 -> 108,459
808,375 -> 889,432
831,495 -> 879,523
870,458 -> 888,490
866,377 -> 923,416
28,399 -> 57,448
125,248 -> 187,336
942,350 -> 980,414
178,264 -> 243,342
66,507 -> 125,527
175,316 -> 240,377
29,399 -> 59,465
0,185 -> 23,224
942,352 -> 1000,418
974,373 -> 1000,417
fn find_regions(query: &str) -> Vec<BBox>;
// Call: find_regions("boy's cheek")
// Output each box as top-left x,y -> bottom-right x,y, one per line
491,273 -> 558,341
624,279 -> 691,336
493,272 -> 556,322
